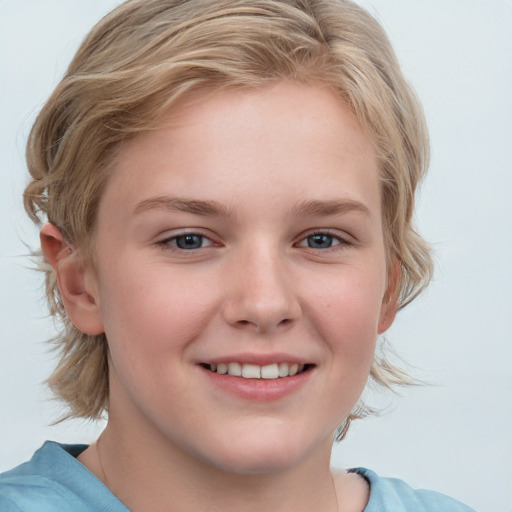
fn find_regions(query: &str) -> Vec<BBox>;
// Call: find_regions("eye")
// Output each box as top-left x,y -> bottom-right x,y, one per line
159,233 -> 214,250
305,233 -> 339,249
296,231 -> 349,250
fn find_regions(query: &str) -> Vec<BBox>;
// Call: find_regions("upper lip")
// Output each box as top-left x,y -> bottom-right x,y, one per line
198,352 -> 314,366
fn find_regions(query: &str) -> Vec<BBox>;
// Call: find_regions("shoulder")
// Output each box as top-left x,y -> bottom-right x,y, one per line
0,441 -> 127,512
352,468 -> 477,512
0,495 -> 24,512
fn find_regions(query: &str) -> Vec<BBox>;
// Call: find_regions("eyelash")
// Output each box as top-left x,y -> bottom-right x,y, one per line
157,232 -> 215,251
157,230 -> 351,252
295,230 -> 351,251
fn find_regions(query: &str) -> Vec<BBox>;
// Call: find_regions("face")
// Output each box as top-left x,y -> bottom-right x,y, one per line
83,82 -> 396,474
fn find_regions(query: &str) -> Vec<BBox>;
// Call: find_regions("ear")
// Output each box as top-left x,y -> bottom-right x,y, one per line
40,222 -> 104,335
378,259 -> 401,334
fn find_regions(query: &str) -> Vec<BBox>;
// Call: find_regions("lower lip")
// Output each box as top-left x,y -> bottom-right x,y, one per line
200,366 -> 313,401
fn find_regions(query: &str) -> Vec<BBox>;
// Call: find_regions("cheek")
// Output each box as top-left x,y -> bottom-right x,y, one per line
310,267 -> 385,365
97,260 -> 219,364
97,262 -> 223,426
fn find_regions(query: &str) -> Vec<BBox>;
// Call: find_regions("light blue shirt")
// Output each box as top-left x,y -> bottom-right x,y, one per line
0,442 -> 477,511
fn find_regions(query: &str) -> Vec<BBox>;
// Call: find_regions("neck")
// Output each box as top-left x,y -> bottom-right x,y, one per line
93,421 -> 339,512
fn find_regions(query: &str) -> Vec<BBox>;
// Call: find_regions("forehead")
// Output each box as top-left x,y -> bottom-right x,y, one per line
101,82 -> 380,222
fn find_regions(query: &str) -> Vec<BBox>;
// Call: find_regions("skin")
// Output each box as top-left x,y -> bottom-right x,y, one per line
42,81 -> 398,512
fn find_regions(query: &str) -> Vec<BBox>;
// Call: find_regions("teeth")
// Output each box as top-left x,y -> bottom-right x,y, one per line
242,364 -> 261,379
278,363 -> 289,377
261,363 -> 279,379
228,362 -> 242,377
207,362 -> 308,379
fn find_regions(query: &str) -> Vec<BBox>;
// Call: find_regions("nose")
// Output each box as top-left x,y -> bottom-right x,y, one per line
221,244 -> 302,333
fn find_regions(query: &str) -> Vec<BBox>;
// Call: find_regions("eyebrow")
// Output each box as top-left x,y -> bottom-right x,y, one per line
133,196 -> 234,217
134,196 -> 370,219
290,199 -> 371,218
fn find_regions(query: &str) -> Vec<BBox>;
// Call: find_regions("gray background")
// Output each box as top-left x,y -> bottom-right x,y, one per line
0,1 -> 511,511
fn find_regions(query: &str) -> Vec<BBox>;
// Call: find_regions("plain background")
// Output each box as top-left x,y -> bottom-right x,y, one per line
0,1 -> 511,511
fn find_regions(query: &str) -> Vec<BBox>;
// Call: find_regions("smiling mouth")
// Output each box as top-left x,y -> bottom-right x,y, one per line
200,362 -> 313,380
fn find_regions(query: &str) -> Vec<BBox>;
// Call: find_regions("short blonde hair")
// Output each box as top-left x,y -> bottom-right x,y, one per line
24,0 -> 432,437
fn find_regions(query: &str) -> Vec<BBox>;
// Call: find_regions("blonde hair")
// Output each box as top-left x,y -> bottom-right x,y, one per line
24,0 -> 432,437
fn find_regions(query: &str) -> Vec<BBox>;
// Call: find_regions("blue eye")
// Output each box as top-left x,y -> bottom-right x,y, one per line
158,233 -> 212,250
306,234 -> 337,249
156,232 -> 217,254
305,233 -> 340,249
296,231 -> 348,250
173,234 -> 207,250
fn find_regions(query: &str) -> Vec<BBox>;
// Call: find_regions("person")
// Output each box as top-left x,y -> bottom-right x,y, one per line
0,0 -> 478,510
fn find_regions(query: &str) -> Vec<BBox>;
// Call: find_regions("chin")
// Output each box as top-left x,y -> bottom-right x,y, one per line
199,423 -> 329,475
209,449 -> 303,475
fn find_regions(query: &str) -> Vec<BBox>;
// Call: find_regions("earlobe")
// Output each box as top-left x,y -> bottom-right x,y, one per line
378,259 -> 401,334
40,222 -> 104,335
